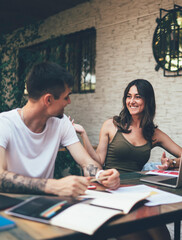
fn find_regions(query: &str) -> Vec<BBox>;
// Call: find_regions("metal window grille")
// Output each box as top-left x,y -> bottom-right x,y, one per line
64,28 -> 96,93
19,28 -> 96,93
153,5 -> 182,77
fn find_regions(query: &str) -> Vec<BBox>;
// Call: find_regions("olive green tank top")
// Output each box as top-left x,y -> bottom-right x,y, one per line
104,131 -> 152,174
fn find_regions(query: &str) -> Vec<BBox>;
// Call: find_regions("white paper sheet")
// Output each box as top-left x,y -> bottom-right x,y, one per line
82,189 -> 112,198
90,192 -> 151,213
51,203 -> 120,235
108,185 -> 182,206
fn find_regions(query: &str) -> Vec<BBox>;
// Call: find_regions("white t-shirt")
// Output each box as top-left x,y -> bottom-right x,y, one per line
0,109 -> 79,178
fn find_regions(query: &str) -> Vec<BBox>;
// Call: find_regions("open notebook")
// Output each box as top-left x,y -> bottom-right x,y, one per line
140,156 -> 182,188
5,192 -> 150,235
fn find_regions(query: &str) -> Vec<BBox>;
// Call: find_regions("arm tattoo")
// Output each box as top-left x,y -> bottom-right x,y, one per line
0,171 -> 48,194
86,164 -> 98,176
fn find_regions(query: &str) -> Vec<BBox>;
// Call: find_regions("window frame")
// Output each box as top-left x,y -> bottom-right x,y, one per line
18,27 -> 96,94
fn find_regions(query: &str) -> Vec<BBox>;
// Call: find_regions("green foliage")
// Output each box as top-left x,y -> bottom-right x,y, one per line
0,21 -> 42,112
54,150 -> 82,179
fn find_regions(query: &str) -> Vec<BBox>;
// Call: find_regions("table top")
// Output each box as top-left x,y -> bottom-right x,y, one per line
1,172 -> 182,240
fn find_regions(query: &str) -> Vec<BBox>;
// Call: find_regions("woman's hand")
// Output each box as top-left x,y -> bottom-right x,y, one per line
69,116 -> 85,135
157,152 -> 174,170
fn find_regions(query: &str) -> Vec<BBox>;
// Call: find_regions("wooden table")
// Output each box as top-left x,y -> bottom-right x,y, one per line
1,172 -> 182,240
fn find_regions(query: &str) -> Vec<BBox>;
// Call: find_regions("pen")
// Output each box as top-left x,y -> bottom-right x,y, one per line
90,176 -> 109,182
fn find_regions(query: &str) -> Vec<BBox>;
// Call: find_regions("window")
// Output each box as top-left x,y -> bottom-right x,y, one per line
18,28 -> 96,93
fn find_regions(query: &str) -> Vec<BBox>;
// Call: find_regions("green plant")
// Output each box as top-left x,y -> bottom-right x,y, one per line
0,22 -> 42,112
54,150 -> 82,179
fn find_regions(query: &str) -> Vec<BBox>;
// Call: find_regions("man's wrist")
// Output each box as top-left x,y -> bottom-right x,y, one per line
95,170 -> 104,183
45,178 -> 56,195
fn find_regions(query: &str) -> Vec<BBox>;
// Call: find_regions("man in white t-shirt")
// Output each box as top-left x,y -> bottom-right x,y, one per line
0,62 -> 120,197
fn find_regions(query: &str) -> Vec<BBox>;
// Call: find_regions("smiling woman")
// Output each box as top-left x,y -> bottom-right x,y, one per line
72,78 -> 179,239
72,79 -> 182,174
114,79 -> 156,137
125,85 -> 145,116
103,79 -> 156,172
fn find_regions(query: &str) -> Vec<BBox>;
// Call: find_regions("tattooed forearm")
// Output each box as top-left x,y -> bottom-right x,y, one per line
0,171 -> 47,194
86,164 -> 98,176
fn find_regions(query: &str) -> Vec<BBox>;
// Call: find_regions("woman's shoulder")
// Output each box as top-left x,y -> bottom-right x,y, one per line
100,118 -> 116,133
103,118 -> 114,128
100,118 -> 117,139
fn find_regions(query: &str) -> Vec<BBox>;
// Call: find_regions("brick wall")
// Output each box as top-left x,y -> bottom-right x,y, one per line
55,0 -> 182,163
3,0 -> 182,163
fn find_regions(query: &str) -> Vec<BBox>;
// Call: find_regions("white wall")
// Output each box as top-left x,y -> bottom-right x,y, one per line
2,0 -> 182,162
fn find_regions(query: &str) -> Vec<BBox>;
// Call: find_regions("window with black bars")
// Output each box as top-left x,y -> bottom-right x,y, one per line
18,28 -> 96,94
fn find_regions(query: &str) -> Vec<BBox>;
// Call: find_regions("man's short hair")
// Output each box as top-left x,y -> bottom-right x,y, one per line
26,62 -> 74,99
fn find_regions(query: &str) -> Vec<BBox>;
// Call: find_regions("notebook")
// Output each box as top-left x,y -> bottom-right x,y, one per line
5,195 -> 121,235
0,194 -> 23,210
140,157 -> 182,188
0,215 -> 16,231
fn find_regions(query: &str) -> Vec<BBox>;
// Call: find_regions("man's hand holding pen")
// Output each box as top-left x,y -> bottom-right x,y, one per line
89,169 -> 120,190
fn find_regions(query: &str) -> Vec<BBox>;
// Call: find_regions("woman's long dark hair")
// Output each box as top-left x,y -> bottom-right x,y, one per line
113,79 -> 157,143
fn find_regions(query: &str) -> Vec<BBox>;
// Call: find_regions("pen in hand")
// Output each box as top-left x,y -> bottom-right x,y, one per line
90,176 -> 109,183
